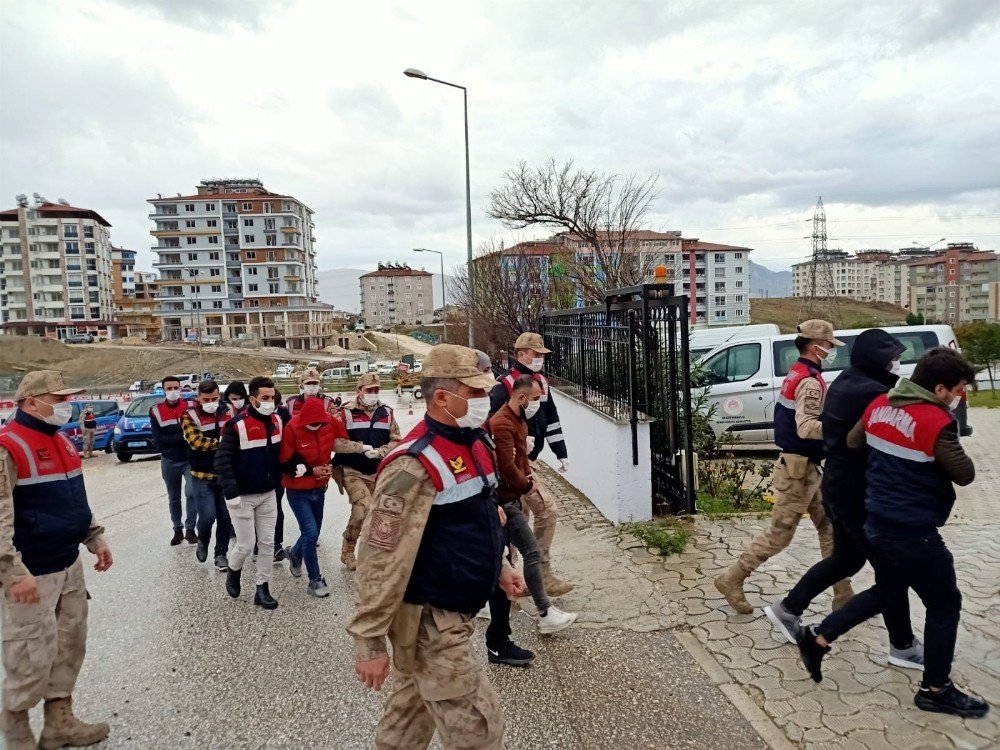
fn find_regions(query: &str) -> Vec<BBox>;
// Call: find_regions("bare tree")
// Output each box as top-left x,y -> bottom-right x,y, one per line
488,159 -> 659,302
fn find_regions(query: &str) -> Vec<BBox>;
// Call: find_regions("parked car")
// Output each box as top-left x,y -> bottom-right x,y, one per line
321,367 -> 351,379
696,324 -> 960,444
65,334 -> 94,344
60,399 -> 121,453
111,392 -> 195,462
128,379 -> 158,392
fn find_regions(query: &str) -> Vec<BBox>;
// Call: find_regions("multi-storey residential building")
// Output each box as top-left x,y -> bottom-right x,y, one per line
0,197 -> 117,339
111,245 -> 137,300
485,231 -> 752,326
359,263 -> 434,327
111,246 -> 161,340
908,243 -> 1000,325
149,179 -> 336,350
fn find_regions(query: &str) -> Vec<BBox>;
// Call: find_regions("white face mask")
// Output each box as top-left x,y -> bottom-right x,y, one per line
815,344 -> 837,366
303,384 -> 320,397
201,401 -> 219,414
949,395 -> 962,410
305,424 -> 322,431
230,398 -> 245,410
523,399 -> 541,419
255,400 -> 276,416
164,389 -> 181,403
527,357 -> 545,373
361,392 -> 380,407
42,400 -> 74,427
888,360 -> 901,375
445,392 -> 491,429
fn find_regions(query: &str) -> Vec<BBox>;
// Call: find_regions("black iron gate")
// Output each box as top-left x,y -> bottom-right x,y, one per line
540,284 -> 696,515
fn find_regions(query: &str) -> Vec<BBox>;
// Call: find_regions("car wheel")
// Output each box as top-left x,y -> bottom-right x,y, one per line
116,451 -> 132,463
413,388 -> 423,400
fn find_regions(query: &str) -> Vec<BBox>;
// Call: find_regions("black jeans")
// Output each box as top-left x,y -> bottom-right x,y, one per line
788,506 -> 913,649
865,529 -> 962,688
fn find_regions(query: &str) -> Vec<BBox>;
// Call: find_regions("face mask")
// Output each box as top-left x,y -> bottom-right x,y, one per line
255,400 -> 276,416
815,345 -> 837,366
230,398 -> 245,410
949,395 -> 962,410
888,360 -> 901,375
361,393 -> 380,407
305,424 -> 322,431
524,400 -> 541,419
164,390 -> 181,403
201,402 -> 219,414
527,357 -> 545,373
445,392 -> 491,429
303,384 -> 320,397
41,400 -> 74,427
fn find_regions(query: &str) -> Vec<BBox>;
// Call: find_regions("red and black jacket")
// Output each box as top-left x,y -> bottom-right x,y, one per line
280,397 -> 346,491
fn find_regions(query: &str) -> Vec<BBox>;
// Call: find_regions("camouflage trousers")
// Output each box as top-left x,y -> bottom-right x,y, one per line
343,470 -> 377,543
1,557 -> 89,712
376,606 -> 505,750
524,462 -> 559,565
81,428 -> 95,455
736,453 -> 833,575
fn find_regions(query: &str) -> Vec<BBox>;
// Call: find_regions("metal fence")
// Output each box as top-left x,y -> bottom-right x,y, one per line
541,284 -> 696,516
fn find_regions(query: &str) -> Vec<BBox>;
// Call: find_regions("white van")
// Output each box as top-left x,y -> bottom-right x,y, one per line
689,324 -> 782,361
697,325 -> 959,444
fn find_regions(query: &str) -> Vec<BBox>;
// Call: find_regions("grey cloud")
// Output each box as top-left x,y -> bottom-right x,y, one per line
105,0 -> 291,30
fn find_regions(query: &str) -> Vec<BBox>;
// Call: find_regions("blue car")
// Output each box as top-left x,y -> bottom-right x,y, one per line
61,400 -> 122,453
111,392 -> 195,462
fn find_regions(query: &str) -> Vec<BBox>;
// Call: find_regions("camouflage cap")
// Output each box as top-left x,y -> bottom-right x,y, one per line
357,372 -> 380,389
299,368 -> 321,384
513,331 -> 551,354
797,319 -> 845,346
14,370 -> 84,401
422,344 -> 496,390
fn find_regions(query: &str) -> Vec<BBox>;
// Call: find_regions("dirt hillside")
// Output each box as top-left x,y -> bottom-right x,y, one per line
751,297 -> 910,333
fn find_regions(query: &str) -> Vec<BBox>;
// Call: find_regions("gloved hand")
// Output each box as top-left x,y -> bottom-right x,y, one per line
362,444 -> 375,453
364,449 -> 382,459
294,464 -> 307,478
525,436 -> 535,453
558,459 -> 569,474
225,495 -> 242,510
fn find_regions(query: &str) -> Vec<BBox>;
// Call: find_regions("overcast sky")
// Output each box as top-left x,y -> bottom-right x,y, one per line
2,0 -> 998,275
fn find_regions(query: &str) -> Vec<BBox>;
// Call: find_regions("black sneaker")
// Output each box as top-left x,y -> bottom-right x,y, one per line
273,547 -> 286,563
170,529 -> 184,546
796,625 -> 830,683
184,529 -> 198,544
915,682 -> 990,718
487,641 -> 535,667
195,540 -> 208,563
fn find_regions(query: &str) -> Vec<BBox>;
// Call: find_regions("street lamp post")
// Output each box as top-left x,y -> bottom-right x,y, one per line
413,247 -> 447,343
404,67 -> 474,348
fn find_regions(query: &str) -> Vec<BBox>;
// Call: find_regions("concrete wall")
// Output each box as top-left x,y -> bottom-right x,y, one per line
538,389 -> 652,524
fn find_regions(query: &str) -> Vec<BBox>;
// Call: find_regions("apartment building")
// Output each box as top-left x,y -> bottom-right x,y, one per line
489,231 -> 751,326
359,263 -> 434,327
111,245 -> 137,300
111,245 -> 161,339
0,196 -> 117,339
149,178 -> 337,350
908,243 -> 1000,326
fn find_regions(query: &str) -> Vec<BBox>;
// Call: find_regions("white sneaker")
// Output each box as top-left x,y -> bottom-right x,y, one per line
475,605 -> 491,620
537,605 -> 578,635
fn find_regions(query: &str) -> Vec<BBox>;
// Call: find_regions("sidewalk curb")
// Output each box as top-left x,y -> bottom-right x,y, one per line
675,631 -> 797,750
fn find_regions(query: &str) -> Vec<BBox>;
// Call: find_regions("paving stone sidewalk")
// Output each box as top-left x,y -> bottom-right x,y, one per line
540,411 -> 1000,750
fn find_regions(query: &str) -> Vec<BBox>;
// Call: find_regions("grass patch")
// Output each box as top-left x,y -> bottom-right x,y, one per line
696,490 -> 773,515
967,390 -> 1000,408
621,518 -> 691,557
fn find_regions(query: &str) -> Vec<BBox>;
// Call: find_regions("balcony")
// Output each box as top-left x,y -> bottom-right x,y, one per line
149,208 -> 178,218
280,226 -> 297,234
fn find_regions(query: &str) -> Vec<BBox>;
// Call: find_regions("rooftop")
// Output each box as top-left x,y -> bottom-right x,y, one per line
361,262 -> 432,278
0,202 -> 112,227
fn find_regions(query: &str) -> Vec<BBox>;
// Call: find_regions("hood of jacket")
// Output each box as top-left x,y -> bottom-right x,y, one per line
223,381 -> 248,401
850,329 -> 906,376
888,377 -> 951,411
296,395 -> 332,425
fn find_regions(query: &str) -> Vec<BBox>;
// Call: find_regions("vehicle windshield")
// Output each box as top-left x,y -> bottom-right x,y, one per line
124,395 -> 161,417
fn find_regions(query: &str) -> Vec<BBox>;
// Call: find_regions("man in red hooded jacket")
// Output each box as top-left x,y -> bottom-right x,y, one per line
280,396 -> 346,597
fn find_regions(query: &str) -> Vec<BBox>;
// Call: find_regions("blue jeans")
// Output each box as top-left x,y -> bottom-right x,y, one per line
191,477 -> 233,558
287,488 -> 326,581
161,457 -> 196,531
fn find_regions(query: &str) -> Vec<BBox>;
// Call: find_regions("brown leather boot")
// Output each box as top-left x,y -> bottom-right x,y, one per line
831,580 -> 855,611
38,697 -> 109,750
341,539 -> 357,571
1,709 -> 37,750
541,562 -> 574,597
714,564 -> 753,614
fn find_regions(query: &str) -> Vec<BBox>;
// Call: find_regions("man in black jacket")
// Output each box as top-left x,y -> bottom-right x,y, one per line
490,332 -> 572,596
149,375 -> 197,546
765,330 -> 921,662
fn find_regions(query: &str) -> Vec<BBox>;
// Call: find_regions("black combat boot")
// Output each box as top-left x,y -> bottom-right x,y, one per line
254,583 -> 278,610
226,567 -> 242,599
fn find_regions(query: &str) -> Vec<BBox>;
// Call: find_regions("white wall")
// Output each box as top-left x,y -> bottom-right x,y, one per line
538,389 -> 652,524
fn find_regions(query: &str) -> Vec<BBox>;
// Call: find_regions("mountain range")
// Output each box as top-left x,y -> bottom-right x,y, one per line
749,261 -> 792,298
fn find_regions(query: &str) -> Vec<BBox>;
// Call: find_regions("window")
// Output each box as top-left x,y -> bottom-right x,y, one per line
735,280 -> 744,289
248,283 -> 259,292
247,266 -> 258,275
211,285 -> 222,293
84,227 -> 94,239
210,268 -> 221,277
735,252 -> 743,259
208,236 -> 219,244
263,203 -> 272,214
187,237 -> 197,245
186,220 -> 196,228
242,202 -> 252,211
246,251 -> 256,260
949,258 -> 956,264
84,242 -> 94,253
714,282 -> 726,292
735,309 -> 744,317
190,301 -> 202,310
267,251 -> 277,261
715,296 -> 726,306
244,235 -> 255,243
205,203 -> 216,212
65,242 -> 79,254
64,225 -> 79,238
714,253 -> 726,264
207,219 -> 217,227
212,300 -> 224,309
185,204 -> 195,212
224,203 -> 236,213
714,310 -> 727,319
187,252 -> 198,261
244,219 -> 254,227
86,259 -> 96,271
735,295 -> 744,303
269,282 -> 279,294
735,266 -> 744,274
266,235 -> 276,246
249,300 -> 259,308
716,268 -> 726,278
702,343 -> 761,384
208,251 -> 220,260
89,291 -> 99,303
